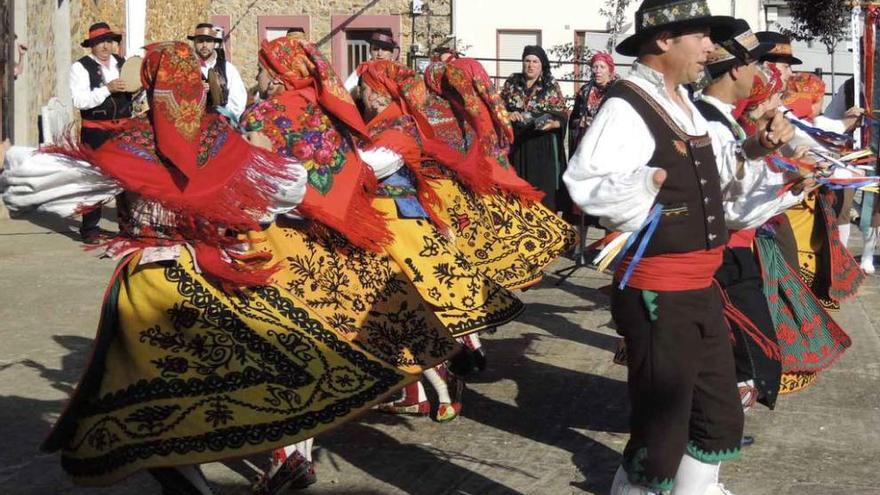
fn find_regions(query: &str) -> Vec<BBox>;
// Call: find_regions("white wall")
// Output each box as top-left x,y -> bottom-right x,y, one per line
454,0 -> 765,95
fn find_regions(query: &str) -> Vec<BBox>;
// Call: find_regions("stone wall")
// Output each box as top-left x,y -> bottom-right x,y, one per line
207,0 -> 452,88
20,1 -> 59,144
145,0 -> 212,45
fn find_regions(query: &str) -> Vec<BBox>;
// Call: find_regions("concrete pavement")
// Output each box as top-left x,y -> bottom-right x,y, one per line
0,214 -> 878,495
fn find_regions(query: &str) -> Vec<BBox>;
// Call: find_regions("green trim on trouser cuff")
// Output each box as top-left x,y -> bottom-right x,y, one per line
623,447 -> 674,492
686,441 -> 741,464
642,290 -> 660,322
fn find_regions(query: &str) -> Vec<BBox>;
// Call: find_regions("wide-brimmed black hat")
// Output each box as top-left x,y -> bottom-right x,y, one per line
81,22 -> 122,48
370,30 -> 398,50
755,31 -> 803,65
616,0 -> 738,57
706,19 -> 773,78
187,23 -> 223,42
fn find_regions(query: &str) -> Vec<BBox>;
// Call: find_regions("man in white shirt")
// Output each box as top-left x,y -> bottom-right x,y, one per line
695,20 -> 808,420
564,2 -> 795,494
188,23 -> 246,120
69,22 -> 133,243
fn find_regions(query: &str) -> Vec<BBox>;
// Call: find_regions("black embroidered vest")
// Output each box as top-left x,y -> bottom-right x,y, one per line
609,80 -> 729,255
78,55 -> 133,121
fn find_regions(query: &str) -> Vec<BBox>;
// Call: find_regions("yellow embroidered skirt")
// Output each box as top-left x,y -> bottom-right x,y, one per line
248,220 -> 462,373
430,177 -> 577,290
372,196 -> 524,336
44,249 -> 411,486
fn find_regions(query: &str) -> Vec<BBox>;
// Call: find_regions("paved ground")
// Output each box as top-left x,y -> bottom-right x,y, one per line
1,213 -> 879,495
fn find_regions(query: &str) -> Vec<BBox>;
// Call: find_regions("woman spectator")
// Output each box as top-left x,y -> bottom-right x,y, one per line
501,45 -> 569,213
568,51 -> 617,153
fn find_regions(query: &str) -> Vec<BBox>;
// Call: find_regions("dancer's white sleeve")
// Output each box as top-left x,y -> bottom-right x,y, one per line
357,147 -> 405,179
1,146 -> 122,217
259,158 -> 308,222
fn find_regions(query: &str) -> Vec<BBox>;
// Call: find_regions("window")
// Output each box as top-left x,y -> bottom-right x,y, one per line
329,15 -> 400,81
345,30 -> 373,77
257,15 -> 310,43
496,30 -> 541,84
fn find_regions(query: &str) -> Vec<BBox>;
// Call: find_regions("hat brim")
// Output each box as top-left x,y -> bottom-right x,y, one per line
81,33 -> 122,48
187,34 -> 223,42
707,42 -> 773,78
370,41 -> 397,51
760,53 -> 803,66
616,16 -> 738,57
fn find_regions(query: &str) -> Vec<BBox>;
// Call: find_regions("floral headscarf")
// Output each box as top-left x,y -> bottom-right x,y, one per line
784,72 -> 826,121
427,57 -> 543,201
243,36 -> 392,251
357,59 -> 450,228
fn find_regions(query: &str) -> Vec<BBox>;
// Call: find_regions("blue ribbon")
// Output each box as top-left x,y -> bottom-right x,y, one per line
613,203 -> 664,290
787,117 -> 853,146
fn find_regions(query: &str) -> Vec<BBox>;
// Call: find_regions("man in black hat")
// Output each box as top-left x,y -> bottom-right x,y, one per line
565,2 -> 795,493
188,23 -> 246,120
343,29 -> 399,92
755,31 -> 802,88
696,19 -> 807,431
69,22 -> 132,244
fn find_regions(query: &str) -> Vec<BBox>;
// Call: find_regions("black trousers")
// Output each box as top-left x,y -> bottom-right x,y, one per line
79,126 -> 114,235
611,284 -> 744,490
714,247 -> 782,409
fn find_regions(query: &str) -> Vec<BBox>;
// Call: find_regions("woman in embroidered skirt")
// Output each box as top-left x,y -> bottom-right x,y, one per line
739,71 -> 860,395
0,42 -> 417,494
420,56 -> 577,290
241,38 -> 523,432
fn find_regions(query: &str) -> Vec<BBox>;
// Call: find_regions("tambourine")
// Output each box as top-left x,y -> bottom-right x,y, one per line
119,55 -> 143,93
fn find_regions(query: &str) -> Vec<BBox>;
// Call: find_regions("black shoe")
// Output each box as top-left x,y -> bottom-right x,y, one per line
80,230 -> 102,245
741,435 -> 755,447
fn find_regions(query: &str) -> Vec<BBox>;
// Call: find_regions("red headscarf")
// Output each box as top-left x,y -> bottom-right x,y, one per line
243,36 -> 392,251
784,72 -> 826,121
47,42 -> 299,288
589,51 -> 616,76
734,64 -> 783,135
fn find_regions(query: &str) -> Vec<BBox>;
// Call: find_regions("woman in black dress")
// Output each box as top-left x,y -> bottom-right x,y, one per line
501,45 -> 569,213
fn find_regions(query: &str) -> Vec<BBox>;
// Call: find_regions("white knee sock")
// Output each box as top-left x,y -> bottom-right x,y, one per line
838,223 -> 851,248
424,367 -> 451,403
610,465 -> 662,495
283,439 -> 313,462
176,465 -> 215,495
861,227 -> 878,273
670,455 -> 719,495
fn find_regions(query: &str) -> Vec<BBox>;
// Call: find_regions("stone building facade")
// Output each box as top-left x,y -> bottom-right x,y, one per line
9,0 -> 452,146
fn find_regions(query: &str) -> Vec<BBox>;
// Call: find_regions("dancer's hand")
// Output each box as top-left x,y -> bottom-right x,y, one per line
651,169 -> 667,190
757,109 -> 795,149
843,106 -> 866,131
246,132 -> 273,151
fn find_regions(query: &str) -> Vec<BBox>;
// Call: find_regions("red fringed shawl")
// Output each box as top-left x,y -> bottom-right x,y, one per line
45,42 -> 297,289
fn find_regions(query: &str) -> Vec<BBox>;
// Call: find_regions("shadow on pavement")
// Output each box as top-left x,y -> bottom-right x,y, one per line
463,333 -> 628,493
